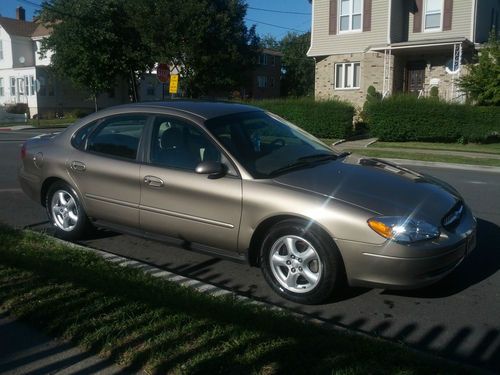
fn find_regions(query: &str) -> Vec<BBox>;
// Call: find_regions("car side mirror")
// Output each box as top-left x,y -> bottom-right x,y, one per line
195,161 -> 227,179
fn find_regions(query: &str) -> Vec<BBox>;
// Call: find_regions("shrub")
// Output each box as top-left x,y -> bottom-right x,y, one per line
364,95 -> 500,143
429,86 -> 439,98
5,103 -> 29,116
248,98 -> 355,139
69,109 -> 90,118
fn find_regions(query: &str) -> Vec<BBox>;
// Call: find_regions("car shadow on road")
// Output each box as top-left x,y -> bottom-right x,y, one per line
382,217 -> 500,299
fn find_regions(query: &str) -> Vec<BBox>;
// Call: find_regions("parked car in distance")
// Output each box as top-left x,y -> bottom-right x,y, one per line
18,101 -> 477,304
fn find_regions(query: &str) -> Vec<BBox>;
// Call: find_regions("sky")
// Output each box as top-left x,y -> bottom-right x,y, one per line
0,0 -> 312,40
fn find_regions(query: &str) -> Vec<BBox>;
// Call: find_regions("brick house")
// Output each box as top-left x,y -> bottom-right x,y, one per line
242,49 -> 283,99
308,0 -> 500,108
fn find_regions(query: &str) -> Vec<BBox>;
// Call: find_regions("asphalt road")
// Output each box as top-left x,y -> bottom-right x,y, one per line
1,129 -> 500,372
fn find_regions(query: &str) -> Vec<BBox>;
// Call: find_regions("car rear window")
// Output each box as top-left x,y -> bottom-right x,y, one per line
87,115 -> 148,160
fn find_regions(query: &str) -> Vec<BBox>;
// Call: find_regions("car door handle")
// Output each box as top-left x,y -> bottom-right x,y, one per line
144,175 -> 164,188
71,161 -> 86,172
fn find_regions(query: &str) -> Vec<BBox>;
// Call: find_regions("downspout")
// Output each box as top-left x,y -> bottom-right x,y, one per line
387,0 -> 392,45
471,0 -> 478,43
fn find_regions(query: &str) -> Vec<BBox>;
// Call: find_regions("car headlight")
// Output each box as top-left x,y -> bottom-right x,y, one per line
367,216 -> 440,243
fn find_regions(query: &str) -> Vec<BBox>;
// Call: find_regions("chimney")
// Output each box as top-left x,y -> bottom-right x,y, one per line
16,6 -> 26,21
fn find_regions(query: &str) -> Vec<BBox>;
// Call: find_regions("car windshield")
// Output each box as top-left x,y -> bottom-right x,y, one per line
204,111 -> 338,178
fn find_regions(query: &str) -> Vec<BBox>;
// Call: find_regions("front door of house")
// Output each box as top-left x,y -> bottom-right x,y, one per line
406,62 -> 426,95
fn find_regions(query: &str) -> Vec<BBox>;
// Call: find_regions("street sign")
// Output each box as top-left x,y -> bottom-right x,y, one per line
157,63 -> 170,83
169,74 -> 179,94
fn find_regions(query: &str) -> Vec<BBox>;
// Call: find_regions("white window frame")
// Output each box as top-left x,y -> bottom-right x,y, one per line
423,0 -> 443,32
30,76 -> 35,96
334,62 -> 361,90
10,77 -> 16,96
338,0 -> 363,34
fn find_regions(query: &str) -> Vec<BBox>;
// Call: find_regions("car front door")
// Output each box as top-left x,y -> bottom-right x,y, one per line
68,114 -> 149,228
139,115 -> 242,252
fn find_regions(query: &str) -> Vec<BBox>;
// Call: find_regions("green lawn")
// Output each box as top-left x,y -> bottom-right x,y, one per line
347,149 -> 500,167
0,118 -> 75,128
371,141 -> 500,155
0,225 -> 472,375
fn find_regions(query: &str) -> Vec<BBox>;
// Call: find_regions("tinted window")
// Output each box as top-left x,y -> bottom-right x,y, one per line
150,116 -> 221,171
205,112 -> 335,178
87,115 -> 147,160
72,120 -> 99,150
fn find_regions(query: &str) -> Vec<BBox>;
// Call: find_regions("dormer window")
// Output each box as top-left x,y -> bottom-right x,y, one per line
339,0 -> 363,33
0,40 -> 3,60
424,0 -> 443,31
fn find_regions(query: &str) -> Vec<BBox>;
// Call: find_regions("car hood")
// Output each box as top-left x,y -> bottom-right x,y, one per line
272,156 -> 461,224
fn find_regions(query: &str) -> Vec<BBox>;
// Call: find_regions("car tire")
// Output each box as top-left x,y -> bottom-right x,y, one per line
45,181 -> 92,241
260,219 -> 343,305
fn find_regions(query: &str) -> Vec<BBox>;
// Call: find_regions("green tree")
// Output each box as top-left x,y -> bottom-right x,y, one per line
280,32 -> 315,97
130,0 -> 259,97
40,0 -> 153,110
458,34 -> 500,106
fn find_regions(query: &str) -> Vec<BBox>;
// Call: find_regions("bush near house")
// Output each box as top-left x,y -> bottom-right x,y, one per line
250,98 -> 355,139
364,95 -> 500,143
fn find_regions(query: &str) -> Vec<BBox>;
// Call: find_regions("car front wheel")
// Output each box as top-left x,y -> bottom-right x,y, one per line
260,219 -> 343,304
46,181 -> 92,241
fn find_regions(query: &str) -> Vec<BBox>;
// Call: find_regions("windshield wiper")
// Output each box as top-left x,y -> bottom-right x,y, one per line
269,154 -> 337,177
297,153 -> 338,162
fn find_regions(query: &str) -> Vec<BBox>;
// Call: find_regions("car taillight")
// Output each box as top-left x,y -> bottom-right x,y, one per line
20,143 -> 27,159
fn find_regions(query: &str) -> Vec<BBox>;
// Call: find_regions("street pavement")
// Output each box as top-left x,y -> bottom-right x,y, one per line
1,129 -> 500,372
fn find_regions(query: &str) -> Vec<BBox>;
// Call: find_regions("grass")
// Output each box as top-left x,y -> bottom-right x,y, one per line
0,117 -> 75,128
0,224 -> 473,375
346,149 -> 500,167
371,141 -> 500,155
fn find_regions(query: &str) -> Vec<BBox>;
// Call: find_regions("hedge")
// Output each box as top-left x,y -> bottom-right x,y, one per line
249,98 -> 355,139
364,95 -> 500,143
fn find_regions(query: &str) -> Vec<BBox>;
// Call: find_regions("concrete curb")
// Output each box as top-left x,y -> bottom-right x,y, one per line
0,125 -> 34,131
388,158 -> 500,173
40,233 -> 491,374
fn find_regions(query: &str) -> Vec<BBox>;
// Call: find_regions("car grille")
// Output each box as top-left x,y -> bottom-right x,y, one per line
442,201 -> 464,229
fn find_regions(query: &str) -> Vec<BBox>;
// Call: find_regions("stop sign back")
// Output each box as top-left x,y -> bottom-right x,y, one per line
157,63 -> 170,83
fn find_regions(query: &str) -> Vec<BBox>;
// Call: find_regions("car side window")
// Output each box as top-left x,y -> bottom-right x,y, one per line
150,116 -> 222,171
72,120 -> 99,150
87,115 -> 148,160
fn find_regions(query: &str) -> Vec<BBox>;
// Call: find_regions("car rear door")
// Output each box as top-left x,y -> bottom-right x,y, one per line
139,114 -> 242,252
68,114 -> 149,228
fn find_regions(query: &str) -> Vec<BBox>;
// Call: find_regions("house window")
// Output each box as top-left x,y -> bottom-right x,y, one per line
38,77 -> 46,96
424,0 -> 443,31
257,75 -> 267,88
146,82 -> 155,96
0,78 -> 4,96
335,62 -> 361,89
0,40 -> 3,60
24,76 -> 29,96
10,77 -> 16,96
269,76 -> 276,88
339,0 -> 363,32
259,54 -> 268,65
30,76 -> 35,95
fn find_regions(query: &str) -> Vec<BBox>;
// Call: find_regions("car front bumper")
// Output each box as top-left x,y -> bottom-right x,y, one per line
336,205 -> 477,289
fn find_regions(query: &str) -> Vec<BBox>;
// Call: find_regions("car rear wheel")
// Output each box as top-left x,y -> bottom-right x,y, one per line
46,181 -> 92,241
260,219 -> 343,304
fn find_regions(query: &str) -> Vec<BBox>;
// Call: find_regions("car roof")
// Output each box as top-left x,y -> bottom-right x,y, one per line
121,100 -> 263,120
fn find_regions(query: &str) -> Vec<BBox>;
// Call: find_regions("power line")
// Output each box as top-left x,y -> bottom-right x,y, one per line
245,18 -> 308,33
247,6 -> 311,16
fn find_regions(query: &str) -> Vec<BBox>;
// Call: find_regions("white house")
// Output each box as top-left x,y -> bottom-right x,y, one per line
0,7 -> 128,118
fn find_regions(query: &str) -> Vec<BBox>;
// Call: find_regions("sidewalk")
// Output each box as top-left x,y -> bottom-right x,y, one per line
0,311 -> 138,375
334,138 -> 500,161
